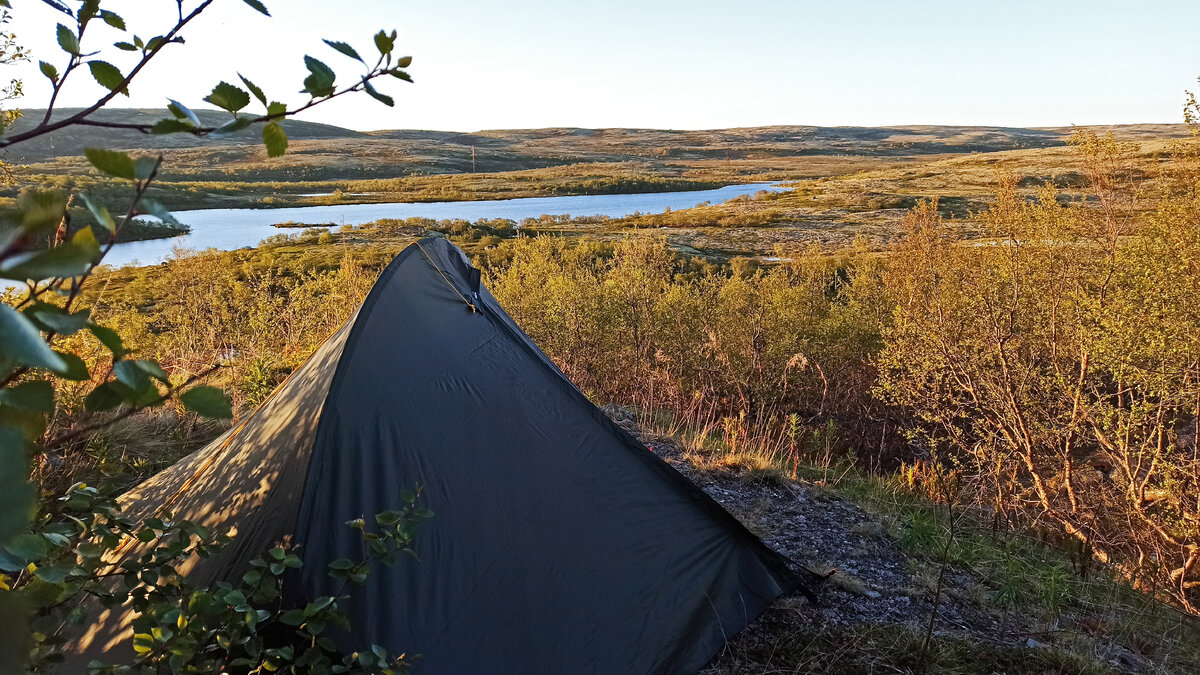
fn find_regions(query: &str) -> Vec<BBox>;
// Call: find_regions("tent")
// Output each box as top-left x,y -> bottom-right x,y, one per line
76,237 -> 807,673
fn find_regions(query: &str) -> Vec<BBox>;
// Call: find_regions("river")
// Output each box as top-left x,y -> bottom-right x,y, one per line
102,182 -> 784,267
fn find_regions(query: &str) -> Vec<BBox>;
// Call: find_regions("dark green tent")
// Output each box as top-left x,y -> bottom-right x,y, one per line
76,237 -> 805,673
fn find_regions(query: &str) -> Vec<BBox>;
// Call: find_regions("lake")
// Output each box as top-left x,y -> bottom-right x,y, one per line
102,182 -> 784,267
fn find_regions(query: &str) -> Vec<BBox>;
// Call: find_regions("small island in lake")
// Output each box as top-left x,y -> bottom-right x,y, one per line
272,221 -> 338,229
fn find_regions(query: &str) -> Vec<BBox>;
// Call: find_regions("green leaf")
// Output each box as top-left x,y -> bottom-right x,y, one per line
78,0 -> 99,24
0,229 -> 19,256
53,352 -> 90,381
204,81 -> 251,113
0,243 -> 94,281
99,10 -> 126,30
179,386 -> 232,419
151,118 -> 193,134
85,381 -> 133,412
395,56 -> 412,68
0,305 -> 67,373
242,0 -> 270,16
302,56 -> 336,97
375,511 -> 402,526
238,73 -> 267,106
78,193 -> 116,234
0,380 -> 54,413
209,117 -> 254,139
262,122 -> 287,158
26,304 -> 90,336
167,99 -> 201,126
56,24 -> 80,55
114,41 -> 137,51
363,81 -> 393,107
88,60 -> 128,95
134,156 -> 159,181
132,633 -> 153,653
114,360 -> 152,393
129,384 -> 161,408
0,428 -> 34,542
33,561 -> 74,584
390,69 -> 413,83
38,61 -> 59,82
73,225 -> 101,261
88,323 -> 125,359
267,101 -> 287,118
279,608 -> 305,626
18,190 -> 67,232
373,30 -> 395,56
84,148 -> 136,180
134,360 -> 169,383
3,533 -> 49,564
139,199 -> 180,226
323,39 -> 363,63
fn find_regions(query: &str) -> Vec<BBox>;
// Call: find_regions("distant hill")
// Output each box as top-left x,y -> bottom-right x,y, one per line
2,108 -> 362,163
2,109 -> 1189,179
381,124 -> 1069,158
368,123 -> 1189,160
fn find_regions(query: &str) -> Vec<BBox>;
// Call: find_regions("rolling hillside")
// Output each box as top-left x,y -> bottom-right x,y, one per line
2,108 -> 362,162
5,108 -> 1190,177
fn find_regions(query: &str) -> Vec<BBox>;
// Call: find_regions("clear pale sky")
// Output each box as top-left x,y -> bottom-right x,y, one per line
6,0 -> 1199,132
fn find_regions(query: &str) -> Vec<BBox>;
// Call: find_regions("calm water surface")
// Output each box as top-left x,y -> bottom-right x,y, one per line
103,182 -> 784,267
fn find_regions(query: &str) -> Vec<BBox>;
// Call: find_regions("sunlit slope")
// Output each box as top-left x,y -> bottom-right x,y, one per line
9,108 -> 1188,176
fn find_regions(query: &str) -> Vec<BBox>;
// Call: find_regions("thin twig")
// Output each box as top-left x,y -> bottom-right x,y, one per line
4,0 -> 217,147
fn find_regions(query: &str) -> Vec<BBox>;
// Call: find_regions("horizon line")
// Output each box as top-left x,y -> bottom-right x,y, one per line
8,107 -> 1190,136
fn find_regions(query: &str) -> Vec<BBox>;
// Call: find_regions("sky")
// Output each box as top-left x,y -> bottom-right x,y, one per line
4,0 -> 1199,132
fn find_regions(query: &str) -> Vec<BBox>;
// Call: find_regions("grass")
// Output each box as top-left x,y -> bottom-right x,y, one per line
34,408 -> 229,500
813,473 -> 1200,673
706,619 -> 1120,674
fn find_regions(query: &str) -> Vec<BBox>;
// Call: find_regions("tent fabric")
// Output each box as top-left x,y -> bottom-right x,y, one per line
73,316 -> 358,657
75,237 -> 805,673
120,312 -> 357,584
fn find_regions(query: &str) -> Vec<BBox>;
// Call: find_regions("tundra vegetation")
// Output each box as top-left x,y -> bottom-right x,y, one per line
4,1 -> 1200,673
487,128 -> 1200,617
47,122 -> 1200,671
